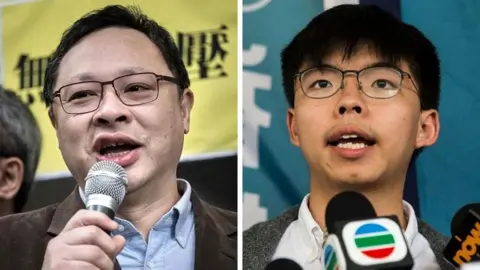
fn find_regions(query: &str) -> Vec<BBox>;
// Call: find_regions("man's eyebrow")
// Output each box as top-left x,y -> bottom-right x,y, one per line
67,67 -> 149,83
68,72 -> 95,83
360,61 -> 401,70
306,61 -> 401,71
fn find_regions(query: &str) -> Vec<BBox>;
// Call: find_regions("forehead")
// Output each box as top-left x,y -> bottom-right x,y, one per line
56,27 -> 171,86
303,48 -> 411,73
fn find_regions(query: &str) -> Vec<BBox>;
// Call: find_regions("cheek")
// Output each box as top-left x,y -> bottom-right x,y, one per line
295,103 -> 331,143
137,103 -> 183,144
374,105 -> 418,146
56,116 -> 87,148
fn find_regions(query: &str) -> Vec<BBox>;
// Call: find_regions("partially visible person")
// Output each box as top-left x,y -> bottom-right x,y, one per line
0,88 -> 42,217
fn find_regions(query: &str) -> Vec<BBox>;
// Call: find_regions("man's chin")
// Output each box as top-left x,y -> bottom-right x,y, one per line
124,170 -> 154,192
336,177 -> 379,186
324,171 -> 384,187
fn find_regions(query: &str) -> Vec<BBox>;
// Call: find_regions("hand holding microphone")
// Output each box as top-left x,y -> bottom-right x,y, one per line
42,161 -> 128,270
42,210 -> 125,270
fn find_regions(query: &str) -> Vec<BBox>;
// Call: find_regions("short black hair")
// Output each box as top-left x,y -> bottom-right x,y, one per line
281,4 -> 440,110
0,88 -> 42,212
42,5 -> 190,106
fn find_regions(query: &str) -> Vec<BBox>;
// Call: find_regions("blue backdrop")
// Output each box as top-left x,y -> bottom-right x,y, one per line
243,0 -> 480,236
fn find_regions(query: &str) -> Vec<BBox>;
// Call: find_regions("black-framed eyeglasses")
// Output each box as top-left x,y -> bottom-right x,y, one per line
293,65 -> 419,100
52,72 -> 181,114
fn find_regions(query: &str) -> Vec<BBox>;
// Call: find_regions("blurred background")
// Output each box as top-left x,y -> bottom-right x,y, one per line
0,0 -> 237,212
243,0 -> 480,236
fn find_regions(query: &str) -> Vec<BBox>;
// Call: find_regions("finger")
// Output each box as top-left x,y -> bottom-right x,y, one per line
65,245 -> 114,270
112,235 -> 126,255
61,226 -> 117,258
63,209 -> 118,233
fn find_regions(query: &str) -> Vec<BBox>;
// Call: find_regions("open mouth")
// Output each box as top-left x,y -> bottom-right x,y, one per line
327,134 -> 376,149
98,141 -> 141,157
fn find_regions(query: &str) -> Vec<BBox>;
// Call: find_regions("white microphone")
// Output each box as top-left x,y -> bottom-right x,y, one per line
460,261 -> 480,270
84,160 -> 128,219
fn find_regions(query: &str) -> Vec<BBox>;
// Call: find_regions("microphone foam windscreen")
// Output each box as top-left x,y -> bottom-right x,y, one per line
84,160 -> 128,206
325,190 -> 377,231
265,258 -> 302,270
450,203 -> 480,235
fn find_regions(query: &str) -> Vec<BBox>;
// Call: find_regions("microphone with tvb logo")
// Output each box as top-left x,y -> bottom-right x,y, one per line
321,191 -> 414,270
443,203 -> 480,267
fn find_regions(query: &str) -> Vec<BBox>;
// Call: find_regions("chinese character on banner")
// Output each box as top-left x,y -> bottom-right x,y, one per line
15,53 -> 51,105
177,25 -> 229,81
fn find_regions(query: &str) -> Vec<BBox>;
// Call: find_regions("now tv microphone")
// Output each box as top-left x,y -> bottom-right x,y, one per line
321,191 -> 414,270
443,203 -> 480,267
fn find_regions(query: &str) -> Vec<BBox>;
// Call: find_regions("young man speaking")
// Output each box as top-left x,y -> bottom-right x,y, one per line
244,4 -> 452,270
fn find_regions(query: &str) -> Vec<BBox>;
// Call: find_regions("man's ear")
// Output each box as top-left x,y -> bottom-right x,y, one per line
287,108 -> 300,146
48,107 -> 57,129
0,157 -> 24,200
415,109 -> 440,149
180,89 -> 194,134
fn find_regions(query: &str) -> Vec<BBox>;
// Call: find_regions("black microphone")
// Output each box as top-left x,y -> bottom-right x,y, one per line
322,191 -> 414,270
325,191 -> 377,233
443,203 -> 480,267
84,160 -> 128,219
264,258 -> 303,270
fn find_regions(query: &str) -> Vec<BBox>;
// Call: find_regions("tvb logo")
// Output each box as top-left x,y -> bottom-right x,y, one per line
454,222 -> 480,265
321,234 -> 346,270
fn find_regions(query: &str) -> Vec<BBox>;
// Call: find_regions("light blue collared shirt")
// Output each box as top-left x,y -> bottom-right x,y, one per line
80,179 -> 195,270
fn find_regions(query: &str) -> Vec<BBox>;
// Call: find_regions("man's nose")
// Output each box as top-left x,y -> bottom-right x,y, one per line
92,86 -> 132,126
335,76 -> 367,116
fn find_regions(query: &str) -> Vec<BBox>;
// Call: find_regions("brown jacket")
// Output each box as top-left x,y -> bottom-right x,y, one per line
0,186 -> 237,270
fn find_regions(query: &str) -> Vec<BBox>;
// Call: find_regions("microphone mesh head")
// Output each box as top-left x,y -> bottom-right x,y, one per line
325,190 -> 377,232
84,161 -> 128,209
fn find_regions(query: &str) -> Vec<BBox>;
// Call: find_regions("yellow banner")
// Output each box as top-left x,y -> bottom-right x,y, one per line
1,0 -> 237,176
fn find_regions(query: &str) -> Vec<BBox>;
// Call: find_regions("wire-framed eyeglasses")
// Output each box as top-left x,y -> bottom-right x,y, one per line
293,65 -> 418,100
52,72 -> 181,114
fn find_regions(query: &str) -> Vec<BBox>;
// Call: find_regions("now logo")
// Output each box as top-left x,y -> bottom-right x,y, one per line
453,222 -> 480,265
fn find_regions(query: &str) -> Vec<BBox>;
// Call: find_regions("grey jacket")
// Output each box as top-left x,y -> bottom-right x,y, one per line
243,205 -> 455,270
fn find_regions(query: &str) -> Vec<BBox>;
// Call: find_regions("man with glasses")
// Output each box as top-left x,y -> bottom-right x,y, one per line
0,5 -> 236,270
0,88 -> 42,217
244,4 -> 451,270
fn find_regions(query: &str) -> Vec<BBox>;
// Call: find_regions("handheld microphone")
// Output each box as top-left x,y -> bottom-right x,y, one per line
322,191 -> 377,270
264,258 -> 303,270
443,203 -> 480,267
460,261 -> 480,270
84,160 -> 128,219
322,191 -> 414,270
322,233 -> 347,270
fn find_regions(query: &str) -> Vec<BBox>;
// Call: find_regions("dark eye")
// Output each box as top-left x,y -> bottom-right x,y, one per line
372,79 -> 395,89
67,90 -> 97,102
125,84 -> 150,92
311,80 -> 332,89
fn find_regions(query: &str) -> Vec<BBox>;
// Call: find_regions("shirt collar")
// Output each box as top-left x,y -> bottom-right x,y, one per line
78,179 -> 193,248
297,193 -> 418,262
403,200 -> 418,247
170,179 -> 193,248
297,194 -> 324,263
